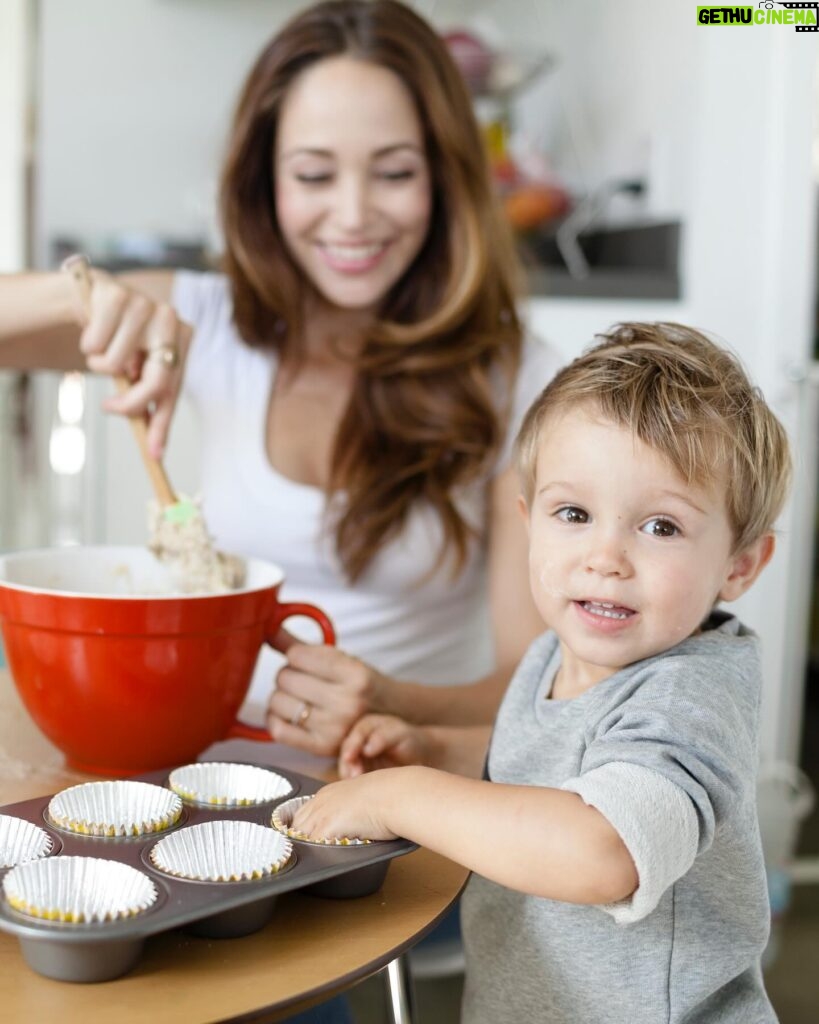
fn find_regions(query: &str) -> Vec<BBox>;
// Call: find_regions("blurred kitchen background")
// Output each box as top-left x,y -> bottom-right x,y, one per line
1,1 -> 819,1019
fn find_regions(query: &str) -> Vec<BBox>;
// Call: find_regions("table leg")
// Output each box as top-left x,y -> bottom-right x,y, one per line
383,954 -> 415,1024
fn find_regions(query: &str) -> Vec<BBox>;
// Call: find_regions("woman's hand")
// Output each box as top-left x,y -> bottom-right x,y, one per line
290,772 -> 405,843
71,268 -> 190,458
266,643 -> 392,757
338,714 -> 436,778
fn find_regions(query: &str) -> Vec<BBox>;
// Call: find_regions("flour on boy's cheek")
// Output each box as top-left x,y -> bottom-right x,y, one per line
534,557 -> 569,600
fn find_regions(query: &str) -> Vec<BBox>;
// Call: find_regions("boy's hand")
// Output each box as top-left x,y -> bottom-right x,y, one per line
339,714 -> 434,778
290,773 -> 403,842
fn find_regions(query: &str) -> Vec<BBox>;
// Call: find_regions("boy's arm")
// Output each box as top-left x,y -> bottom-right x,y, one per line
293,766 -> 638,905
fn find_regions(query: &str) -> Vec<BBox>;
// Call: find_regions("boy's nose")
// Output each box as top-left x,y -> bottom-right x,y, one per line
584,532 -> 632,578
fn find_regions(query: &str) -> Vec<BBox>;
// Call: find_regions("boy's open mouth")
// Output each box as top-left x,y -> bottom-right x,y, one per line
576,600 -> 636,621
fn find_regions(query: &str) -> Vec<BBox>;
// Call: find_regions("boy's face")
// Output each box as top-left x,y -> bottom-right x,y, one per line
521,407 -> 772,691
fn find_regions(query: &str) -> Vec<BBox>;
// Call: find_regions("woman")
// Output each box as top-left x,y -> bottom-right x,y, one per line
0,0 -> 558,760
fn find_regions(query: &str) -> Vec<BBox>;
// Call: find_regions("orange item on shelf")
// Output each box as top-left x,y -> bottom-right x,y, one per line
503,185 -> 570,230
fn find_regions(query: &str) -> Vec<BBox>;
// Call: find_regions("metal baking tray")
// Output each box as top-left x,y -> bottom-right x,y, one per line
0,752 -> 414,983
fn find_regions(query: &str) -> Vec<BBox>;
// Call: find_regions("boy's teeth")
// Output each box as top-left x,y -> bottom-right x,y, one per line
582,601 -> 631,620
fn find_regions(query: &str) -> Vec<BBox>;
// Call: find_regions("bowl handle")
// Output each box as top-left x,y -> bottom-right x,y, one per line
227,602 -> 336,742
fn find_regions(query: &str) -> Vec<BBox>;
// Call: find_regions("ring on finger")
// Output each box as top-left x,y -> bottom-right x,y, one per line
290,700 -> 312,728
146,344 -> 180,369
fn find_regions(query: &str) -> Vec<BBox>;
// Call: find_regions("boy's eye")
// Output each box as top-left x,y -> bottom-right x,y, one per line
556,506 -> 588,524
642,517 -> 679,538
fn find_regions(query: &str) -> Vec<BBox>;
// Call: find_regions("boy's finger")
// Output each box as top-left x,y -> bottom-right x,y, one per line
338,757 -> 363,779
339,736 -> 364,765
362,727 -> 392,758
362,716 -> 410,756
339,716 -> 379,762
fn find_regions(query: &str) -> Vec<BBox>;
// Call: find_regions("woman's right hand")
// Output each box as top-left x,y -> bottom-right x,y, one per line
72,269 -> 191,458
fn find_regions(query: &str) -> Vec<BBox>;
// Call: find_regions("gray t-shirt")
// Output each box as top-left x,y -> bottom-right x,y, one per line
461,612 -> 776,1024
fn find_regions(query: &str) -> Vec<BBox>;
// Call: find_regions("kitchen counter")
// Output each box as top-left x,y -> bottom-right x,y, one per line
525,221 -> 681,300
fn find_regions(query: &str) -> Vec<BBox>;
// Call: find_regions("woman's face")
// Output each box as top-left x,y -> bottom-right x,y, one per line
275,56 -> 433,313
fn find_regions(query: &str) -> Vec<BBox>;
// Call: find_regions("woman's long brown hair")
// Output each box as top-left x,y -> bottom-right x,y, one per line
220,0 -> 524,581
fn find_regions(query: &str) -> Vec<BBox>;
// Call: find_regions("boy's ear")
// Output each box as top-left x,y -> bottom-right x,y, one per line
518,494 -> 530,533
719,533 -> 776,603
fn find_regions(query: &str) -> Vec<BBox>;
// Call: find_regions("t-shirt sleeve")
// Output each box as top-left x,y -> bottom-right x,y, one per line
563,761 -> 699,924
493,334 -> 563,475
560,646 -> 761,924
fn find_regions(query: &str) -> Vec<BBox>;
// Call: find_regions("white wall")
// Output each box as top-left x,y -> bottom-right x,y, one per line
0,0 -> 30,271
38,0 -> 297,257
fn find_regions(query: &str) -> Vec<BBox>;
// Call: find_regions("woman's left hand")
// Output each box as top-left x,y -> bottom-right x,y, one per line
266,642 -> 392,757
290,772 -> 401,842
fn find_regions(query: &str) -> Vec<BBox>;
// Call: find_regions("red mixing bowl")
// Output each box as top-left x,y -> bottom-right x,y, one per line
0,546 -> 334,776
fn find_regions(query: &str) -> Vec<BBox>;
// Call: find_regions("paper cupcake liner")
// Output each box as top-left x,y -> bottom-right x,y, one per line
149,819 -> 293,882
168,762 -> 293,807
48,780 -> 182,837
271,796 -> 371,846
3,856 -> 157,923
0,815 -> 53,869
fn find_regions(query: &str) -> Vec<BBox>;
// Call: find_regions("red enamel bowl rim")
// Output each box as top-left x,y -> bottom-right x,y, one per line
0,545 -> 284,600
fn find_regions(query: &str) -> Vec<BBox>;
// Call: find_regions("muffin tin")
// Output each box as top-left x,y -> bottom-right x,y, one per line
0,753 -> 414,983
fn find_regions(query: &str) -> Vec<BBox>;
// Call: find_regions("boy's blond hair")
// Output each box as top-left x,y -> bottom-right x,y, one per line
516,322 -> 792,552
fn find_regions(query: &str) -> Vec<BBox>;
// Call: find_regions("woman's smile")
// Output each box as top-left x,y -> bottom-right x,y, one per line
316,239 -> 393,273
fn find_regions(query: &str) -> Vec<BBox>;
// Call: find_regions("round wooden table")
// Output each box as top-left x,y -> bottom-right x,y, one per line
0,670 -> 468,1023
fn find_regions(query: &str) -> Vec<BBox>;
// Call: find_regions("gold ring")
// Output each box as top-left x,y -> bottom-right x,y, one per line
290,701 -> 311,728
147,344 -> 180,369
